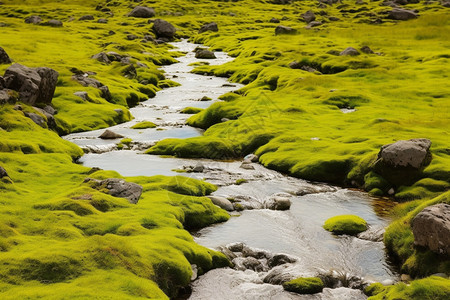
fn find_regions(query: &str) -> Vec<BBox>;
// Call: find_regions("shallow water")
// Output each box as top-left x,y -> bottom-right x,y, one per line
66,40 -> 397,300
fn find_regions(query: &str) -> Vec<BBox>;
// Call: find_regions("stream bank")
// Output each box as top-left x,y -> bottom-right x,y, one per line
65,40 -> 398,299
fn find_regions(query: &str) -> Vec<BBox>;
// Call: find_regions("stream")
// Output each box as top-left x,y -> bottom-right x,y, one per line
64,40 -> 398,299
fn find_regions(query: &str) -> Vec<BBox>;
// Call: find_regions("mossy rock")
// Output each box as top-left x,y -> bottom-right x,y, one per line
131,121 -> 156,129
282,277 -> 324,295
180,107 -> 204,114
323,215 -> 367,235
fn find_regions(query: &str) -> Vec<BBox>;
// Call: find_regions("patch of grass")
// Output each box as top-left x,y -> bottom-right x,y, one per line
323,215 -> 368,235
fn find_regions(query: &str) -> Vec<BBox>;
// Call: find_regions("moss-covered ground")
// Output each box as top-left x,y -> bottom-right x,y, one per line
323,214 -> 367,235
1,0 -> 449,298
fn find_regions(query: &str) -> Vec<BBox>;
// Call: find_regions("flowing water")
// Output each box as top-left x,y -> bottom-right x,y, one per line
64,40 -> 398,299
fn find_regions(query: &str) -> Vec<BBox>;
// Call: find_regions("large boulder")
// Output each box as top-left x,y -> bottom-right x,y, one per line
275,25 -> 297,35
0,47 -> 11,64
387,8 -> 418,20
128,6 -> 155,18
412,203 -> 450,255
3,63 -> 58,106
374,138 -> 432,185
199,22 -> 219,33
85,178 -> 143,204
152,19 -> 176,39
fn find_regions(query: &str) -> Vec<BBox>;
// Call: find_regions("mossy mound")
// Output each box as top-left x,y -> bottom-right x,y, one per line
180,107 -> 204,114
282,277 -> 324,295
366,276 -> 450,300
131,121 -> 157,129
323,215 -> 368,235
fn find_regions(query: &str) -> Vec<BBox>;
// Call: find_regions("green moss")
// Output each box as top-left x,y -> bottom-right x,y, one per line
131,121 -> 157,129
367,276 -> 450,300
323,215 -> 368,235
282,277 -> 324,295
364,283 -> 387,297
180,107 -> 204,114
235,179 -> 247,185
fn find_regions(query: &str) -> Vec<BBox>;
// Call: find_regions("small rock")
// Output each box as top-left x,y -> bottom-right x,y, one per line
114,109 -> 124,115
228,242 -> 245,252
329,16 -> 340,21
195,49 -> 216,59
99,85 -> 112,101
302,11 -> 316,23
241,257 -> 265,272
24,112 -> 46,127
240,162 -> 255,170
74,91 -> 92,102
129,6 -> 155,18
268,254 -> 296,268
340,47 -> 360,56
360,46 -> 374,54
0,46 -> 12,64
208,196 -> 234,211
191,264 -> 198,281
265,196 -> 291,210
25,15 -> 42,24
244,154 -> 259,163
0,166 -> 9,178
45,20 -> 63,27
388,188 -> 395,195
269,18 -> 280,23
98,129 -> 124,139
79,15 -> 94,21
275,25 -> 297,35
306,21 -> 322,28
401,274 -> 411,282
91,52 -> 110,64
126,34 -> 138,40
43,105 -> 57,115
381,279 -> 395,286
199,22 -> 219,33
192,163 -> 205,173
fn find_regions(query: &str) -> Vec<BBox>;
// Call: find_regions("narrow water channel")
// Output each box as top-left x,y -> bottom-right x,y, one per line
64,40 -> 397,299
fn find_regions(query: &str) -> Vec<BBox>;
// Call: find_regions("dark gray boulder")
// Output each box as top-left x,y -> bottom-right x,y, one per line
3,63 -> 58,106
73,91 -> 92,102
412,203 -> 450,255
269,18 -> 280,23
153,19 -> 176,39
387,8 -> 418,20
98,129 -> 124,139
0,47 -> 11,64
241,257 -> 265,272
45,20 -> 63,27
99,85 -> 112,101
268,254 -> 296,268
199,22 -> 219,33
79,15 -> 94,21
265,196 -> 291,210
302,10 -> 316,23
24,112 -> 46,127
25,15 -> 42,24
275,25 -> 297,35
129,6 -> 155,18
85,178 -> 143,204
72,74 -> 103,88
340,47 -> 360,56
360,45 -> 374,54
306,21 -> 322,28
91,52 -> 111,64
195,49 -> 216,59
374,138 -> 432,186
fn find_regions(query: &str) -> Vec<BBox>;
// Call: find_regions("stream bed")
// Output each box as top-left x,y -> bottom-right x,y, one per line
64,40 -> 398,299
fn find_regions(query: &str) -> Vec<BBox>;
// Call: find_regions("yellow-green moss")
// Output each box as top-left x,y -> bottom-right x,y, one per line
282,277 -> 324,295
131,121 -> 157,129
323,215 -> 368,235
